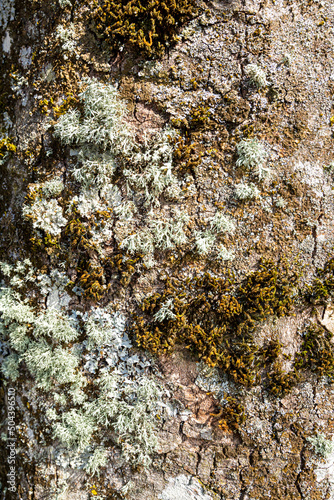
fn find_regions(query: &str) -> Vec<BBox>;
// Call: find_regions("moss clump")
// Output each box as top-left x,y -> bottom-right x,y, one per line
77,262 -> 110,301
189,105 -> 212,130
103,253 -> 140,287
267,363 -> 299,396
92,0 -> 199,58
172,137 -> 203,176
239,259 -> 296,321
64,214 -> 139,301
211,395 -> 246,432
295,323 -> 334,380
0,137 -> 16,159
305,257 -> 334,305
133,259 -> 299,387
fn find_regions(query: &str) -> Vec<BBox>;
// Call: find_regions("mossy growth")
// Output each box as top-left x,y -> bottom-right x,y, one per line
63,211 -> 140,301
92,0 -> 200,58
305,256 -> 334,306
295,323 -> 334,381
0,137 -> 16,160
266,363 -> 299,397
38,93 -> 79,118
189,105 -> 212,130
238,258 -> 296,321
172,137 -> 203,176
132,259 -> 300,388
211,395 -> 246,432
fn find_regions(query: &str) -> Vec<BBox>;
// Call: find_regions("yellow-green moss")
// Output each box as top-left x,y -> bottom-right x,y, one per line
92,0 -> 199,58
0,137 -> 16,158
211,395 -> 246,432
132,259 -> 300,386
305,256 -> 334,305
295,323 -> 334,380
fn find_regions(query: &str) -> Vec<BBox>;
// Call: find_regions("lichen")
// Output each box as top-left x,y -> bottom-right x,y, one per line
0,261 -> 164,471
0,0 -> 15,30
244,64 -> 268,89
307,433 -> 334,458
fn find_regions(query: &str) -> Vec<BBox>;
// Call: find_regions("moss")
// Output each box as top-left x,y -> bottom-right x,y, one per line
189,105 -> 212,130
295,323 -> 334,380
305,256 -> 334,305
133,259 -> 300,387
172,137 -> 203,176
77,262 -> 110,301
103,252 -> 140,287
0,137 -> 16,158
238,258 -> 297,321
91,0 -> 200,59
211,395 -> 246,432
267,364 -> 299,396
53,93 -> 79,118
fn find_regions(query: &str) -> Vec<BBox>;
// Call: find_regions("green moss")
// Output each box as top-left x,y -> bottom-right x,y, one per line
0,137 -> 16,159
305,256 -> 334,305
211,395 -> 246,432
267,363 -> 299,396
172,137 -> 203,176
92,0 -> 199,58
238,258 -> 297,322
189,105 -> 212,130
295,323 -> 334,380
133,259 -> 300,387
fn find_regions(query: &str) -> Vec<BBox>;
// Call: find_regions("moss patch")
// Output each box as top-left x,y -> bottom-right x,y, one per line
133,259 -> 300,388
92,0 -> 200,58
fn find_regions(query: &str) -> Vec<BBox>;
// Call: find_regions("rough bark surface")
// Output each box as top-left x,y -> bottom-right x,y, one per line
1,0 -> 334,499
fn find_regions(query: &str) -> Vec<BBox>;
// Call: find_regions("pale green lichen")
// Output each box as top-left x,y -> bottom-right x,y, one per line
84,447 -> 108,477
54,78 -> 190,259
217,245 -> 235,261
153,298 -> 176,322
58,0 -> 72,7
236,139 -> 268,180
210,212 -> 235,234
194,230 -> 216,255
0,0 -> 15,30
54,79 -> 133,153
0,262 -> 164,471
308,433 -> 334,458
245,63 -> 268,88
234,181 -> 260,200
22,198 -> 67,236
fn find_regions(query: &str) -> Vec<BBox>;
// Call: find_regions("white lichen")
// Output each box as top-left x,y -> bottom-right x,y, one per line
73,148 -> 117,189
194,231 -> 216,255
54,79 -> 189,257
0,0 -> 15,30
22,198 -> 67,236
58,0 -> 72,7
42,178 -> 64,198
56,23 -> 77,59
308,433 -> 334,458
236,139 -> 268,179
275,196 -> 287,208
54,79 -> 133,153
154,298 -> 176,322
216,245 -> 235,261
210,212 -> 235,234
0,263 -> 163,471
84,309 -> 126,350
84,447 -> 108,477
234,182 -> 260,200
159,474 -> 214,500
245,63 -> 268,88
124,129 -> 180,206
